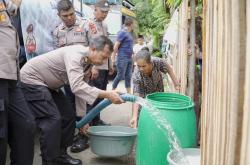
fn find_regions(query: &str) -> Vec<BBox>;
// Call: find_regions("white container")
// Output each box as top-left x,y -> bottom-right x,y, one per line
167,148 -> 200,165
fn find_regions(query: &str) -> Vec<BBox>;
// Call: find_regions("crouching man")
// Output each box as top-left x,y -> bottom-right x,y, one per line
20,36 -> 124,165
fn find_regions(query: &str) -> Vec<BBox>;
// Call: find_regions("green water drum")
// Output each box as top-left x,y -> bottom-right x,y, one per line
136,92 -> 197,165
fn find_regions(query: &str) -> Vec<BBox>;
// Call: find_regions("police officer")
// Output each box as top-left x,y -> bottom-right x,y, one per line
20,36 -> 124,165
53,0 -> 87,112
52,0 -> 90,153
52,0 -> 87,163
84,0 -> 112,126
0,0 -> 35,164
53,0 -> 87,49
72,0 -> 113,153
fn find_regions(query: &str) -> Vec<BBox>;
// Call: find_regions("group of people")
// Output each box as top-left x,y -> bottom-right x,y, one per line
1,0 -> 123,165
0,0 -> 180,165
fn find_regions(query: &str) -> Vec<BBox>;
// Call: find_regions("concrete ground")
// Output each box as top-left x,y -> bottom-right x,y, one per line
6,81 -> 136,165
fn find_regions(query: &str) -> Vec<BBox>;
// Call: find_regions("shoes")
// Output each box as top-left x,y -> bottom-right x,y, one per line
70,133 -> 89,153
42,154 -> 82,165
42,148 -> 82,165
53,153 -> 82,165
92,119 -> 111,126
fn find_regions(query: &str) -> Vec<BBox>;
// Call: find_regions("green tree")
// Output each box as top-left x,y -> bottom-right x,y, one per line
131,0 -> 169,56
131,0 -> 202,56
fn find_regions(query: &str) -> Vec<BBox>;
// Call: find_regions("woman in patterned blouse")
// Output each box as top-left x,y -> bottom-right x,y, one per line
130,49 -> 180,128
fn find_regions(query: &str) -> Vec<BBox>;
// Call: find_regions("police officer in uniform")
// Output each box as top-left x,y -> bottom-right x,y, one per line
0,0 -> 35,164
72,0 -> 113,153
20,36 -> 124,165
53,0 -> 90,153
53,0 -> 112,153
84,0 -> 113,128
53,0 -> 87,49
53,0 -> 87,114
52,0 -> 87,163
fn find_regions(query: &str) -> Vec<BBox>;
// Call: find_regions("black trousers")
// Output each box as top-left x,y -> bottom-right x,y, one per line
64,84 -> 75,112
87,70 -> 109,122
21,83 -> 75,161
0,79 -> 35,165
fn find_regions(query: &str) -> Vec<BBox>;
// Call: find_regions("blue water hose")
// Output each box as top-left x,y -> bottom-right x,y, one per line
76,94 -> 137,128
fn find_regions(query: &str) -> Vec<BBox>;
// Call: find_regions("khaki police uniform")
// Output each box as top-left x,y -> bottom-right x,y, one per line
53,17 -> 88,117
0,0 -> 35,164
53,17 -> 87,48
84,18 -> 111,124
20,45 -> 100,161
84,18 -> 110,69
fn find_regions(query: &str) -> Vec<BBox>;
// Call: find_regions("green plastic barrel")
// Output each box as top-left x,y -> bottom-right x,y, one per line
136,92 -> 197,165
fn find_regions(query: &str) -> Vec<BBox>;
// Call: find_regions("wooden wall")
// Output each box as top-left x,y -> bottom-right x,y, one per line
201,0 -> 248,164
240,0 -> 250,164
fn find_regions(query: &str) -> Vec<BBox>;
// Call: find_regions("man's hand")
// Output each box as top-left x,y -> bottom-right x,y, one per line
107,91 -> 124,104
174,79 -> 181,91
91,68 -> 99,80
79,124 -> 89,136
129,117 -> 138,128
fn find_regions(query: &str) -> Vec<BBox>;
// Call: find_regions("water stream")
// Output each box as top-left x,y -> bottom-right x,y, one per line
135,97 -> 190,165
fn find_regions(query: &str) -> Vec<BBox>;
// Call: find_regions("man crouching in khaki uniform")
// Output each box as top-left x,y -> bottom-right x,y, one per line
20,35 -> 124,165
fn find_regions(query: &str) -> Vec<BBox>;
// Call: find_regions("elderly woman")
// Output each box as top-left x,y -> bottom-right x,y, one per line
130,49 -> 180,128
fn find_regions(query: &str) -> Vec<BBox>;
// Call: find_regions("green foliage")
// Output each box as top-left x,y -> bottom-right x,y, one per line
131,0 -> 169,50
196,0 -> 203,16
131,0 -> 203,50
165,0 -> 182,8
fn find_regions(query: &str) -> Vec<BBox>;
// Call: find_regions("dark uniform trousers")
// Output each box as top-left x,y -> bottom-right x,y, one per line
87,70 -> 109,122
21,83 -> 75,161
0,79 -> 35,165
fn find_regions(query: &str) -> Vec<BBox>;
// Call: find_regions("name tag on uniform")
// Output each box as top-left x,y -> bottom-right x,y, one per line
74,27 -> 85,36
73,32 -> 85,36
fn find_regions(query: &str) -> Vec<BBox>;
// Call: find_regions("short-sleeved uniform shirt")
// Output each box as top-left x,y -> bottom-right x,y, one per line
83,18 -> 110,70
20,45 -> 100,116
52,17 -> 87,48
133,57 -> 168,98
116,28 -> 133,59
0,0 -> 19,80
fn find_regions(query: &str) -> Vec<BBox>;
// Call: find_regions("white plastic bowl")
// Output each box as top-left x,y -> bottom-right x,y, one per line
167,148 -> 200,165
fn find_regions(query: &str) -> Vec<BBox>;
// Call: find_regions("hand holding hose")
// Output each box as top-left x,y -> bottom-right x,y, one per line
76,94 -> 136,128
106,90 -> 125,104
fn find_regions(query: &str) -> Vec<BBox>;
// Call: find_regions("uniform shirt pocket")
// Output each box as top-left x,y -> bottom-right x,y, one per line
57,32 -> 67,47
58,37 -> 67,47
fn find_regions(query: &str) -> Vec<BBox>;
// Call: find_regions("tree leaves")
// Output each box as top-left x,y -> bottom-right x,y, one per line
133,0 -> 169,36
165,0 -> 182,8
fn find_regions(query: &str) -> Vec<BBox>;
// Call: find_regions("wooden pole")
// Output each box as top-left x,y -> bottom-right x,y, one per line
187,0 -> 196,99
